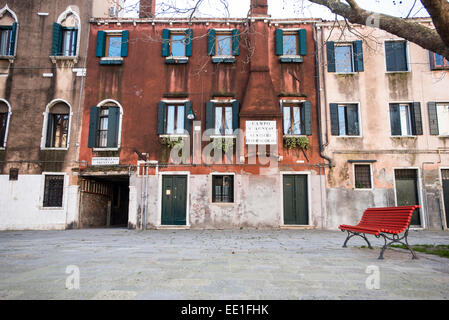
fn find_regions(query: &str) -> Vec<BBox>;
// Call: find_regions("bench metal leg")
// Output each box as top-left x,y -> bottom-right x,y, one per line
376,229 -> 418,260
342,230 -> 372,249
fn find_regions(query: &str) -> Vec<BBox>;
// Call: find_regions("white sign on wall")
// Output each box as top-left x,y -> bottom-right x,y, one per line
246,121 -> 277,145
92,157 -> 120,166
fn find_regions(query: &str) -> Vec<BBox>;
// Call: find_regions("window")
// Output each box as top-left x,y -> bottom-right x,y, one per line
61,28 -> 77,56
385,41 -> 408,72
52,17 -> 79,57
282,101 -> 312,136
88,103 -> 121,148
0,101 -> 9,148
326,41 -> 364,73
428,102 -> 449,136
162,29 -> 193,62
429,52 -> 449,70
96,30 -> 129,64
207,29 -> 239,62
157,101 -> 191,135
0,7 -> 17,57
330,103 -> 360,136
212,175 -> 234,203
0,27 -> 12,56
43,175 -> 64,207
45,103 -> 70,148
354,164 -> 372,189
389,103 -> 422,136
205,100 -> 239,136
275,29 -> 307,59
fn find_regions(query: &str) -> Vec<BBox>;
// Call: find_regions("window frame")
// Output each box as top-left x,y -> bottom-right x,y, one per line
41,99 -> 73,150
0,5 -> 18,59
389,102 -> 416,137
61,27 -> 78,57
210,173 -> 235,204
41,172 -> 67,210
165,103 -> 186,136
91,99 -> 123,151
0,99 -> 11,149
333,102 -> 362,137
208,99 -> 238,139
282,102 -> 304,136
353,163 -> 373,190
334,43 -> 355,73
436,103 -> 449,136
384,39 -> 410,73
212,103 -> 234,137
282,31 -> 299,56
105,33 -> 123,58
430,52 -> 449,70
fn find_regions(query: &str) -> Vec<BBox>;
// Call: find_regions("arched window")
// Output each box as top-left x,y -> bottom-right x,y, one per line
0,99 -> 11,148
0,5 -> 18,57
42,100 -> 72,149
52,7 -> 80,57
88,100 -> 122,149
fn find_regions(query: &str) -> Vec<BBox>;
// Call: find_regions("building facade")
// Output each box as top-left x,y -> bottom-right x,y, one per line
75,0 -> 327,229
317,20 -> 449,230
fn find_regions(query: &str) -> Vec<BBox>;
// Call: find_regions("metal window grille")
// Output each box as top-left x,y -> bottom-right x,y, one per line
43,175 -> 64,207
395,169 -> 417,180
354,165 -> 371,189
212,175 -> 234,203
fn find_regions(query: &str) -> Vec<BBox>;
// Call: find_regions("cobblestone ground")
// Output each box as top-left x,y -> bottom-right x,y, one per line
0,229 -> 448,300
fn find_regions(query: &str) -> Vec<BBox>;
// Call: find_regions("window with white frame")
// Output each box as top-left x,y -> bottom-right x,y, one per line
52,8 -> 80,57
330,103 -> 360,136
436,104 -> 449,136
43,175 -> 64,207
385,40 -> 408,72
45,102 -> 70,148
87,102 -> 121,149
0,100 -> 10,148
0,5 -> 18,57
212,175 -> 234,203
354,164 -> 372,189
390,103 -> 423,136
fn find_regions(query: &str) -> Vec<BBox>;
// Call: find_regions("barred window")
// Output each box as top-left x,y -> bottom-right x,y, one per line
212,175 -> 234,203
43,175 -> 64,207
354,165 -> 372,189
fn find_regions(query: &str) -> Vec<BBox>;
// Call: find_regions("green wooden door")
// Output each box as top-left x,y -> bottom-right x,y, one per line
162,175 -> 187,225
395,169 -> 421,226
283,175 -> 309,225
442,170 -> 449,228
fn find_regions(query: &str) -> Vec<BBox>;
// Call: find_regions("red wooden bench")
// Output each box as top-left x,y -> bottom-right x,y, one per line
339,205 -> 420,259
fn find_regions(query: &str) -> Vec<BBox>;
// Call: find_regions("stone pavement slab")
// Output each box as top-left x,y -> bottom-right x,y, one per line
0,229 -> 448,300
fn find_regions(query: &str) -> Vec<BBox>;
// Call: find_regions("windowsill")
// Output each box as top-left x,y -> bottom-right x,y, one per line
336,135 -> 363,138
283,134 -> 307,138
210,135 -> 237,139
386,70 -> 410,74
334,72 -> 357,75
92,147 -> 120,151
0,147 -> 5,150
40,207 -> 64,211
431,67 -> 449,71
165,56 -> 189,64
438,135 -> 449,138
41,147 -> 69,151
0,55 -> 15,63
212,56 -> 235,64
390,135 -> 417,139
100,57 -> 123,65
354,188 -> 373,191
50,55 -> 79,64
279,55 -> 303,63
211,202 -> 236,206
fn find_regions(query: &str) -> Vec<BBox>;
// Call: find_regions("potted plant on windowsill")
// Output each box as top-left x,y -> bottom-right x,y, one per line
211,137 -> 234,153
283,136 -> 310,162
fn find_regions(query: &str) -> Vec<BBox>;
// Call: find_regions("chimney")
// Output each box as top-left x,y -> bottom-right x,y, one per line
139,0 -> 156,18
250,0 -> 268,17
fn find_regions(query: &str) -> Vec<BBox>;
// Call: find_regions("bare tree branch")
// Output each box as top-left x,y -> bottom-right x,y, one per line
308,0 -> 449,59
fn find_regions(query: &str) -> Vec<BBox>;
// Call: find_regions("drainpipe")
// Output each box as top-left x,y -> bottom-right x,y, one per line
313,24 -> 332,168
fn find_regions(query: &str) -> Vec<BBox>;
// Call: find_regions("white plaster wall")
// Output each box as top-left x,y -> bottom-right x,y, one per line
0,175 -> 68,230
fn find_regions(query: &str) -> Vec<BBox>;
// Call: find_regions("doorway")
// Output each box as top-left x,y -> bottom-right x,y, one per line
283,174 -> 309,225
161,175 -> 187,226
79,175 -> 129,228
441,169 -> 449,229
394,169 -> 421,226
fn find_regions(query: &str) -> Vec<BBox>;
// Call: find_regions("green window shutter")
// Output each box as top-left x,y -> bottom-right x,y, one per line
326,41 -> 336,72
208,29 -> 216,56
275,29 -> 283,56
232,100 -> 239,131
88,107 -> 100,148
9,22 -> 17,56
121,30 -> 129,57
232,29 -> 240,56
410,102 -> 423,135
51,23 -> 63,56
390,104 -> 401,136
107,107 -> 120,148
330,103 -> 339,135
45,114 -> 54,148
205,101 -> 214,131
157,102 -> 167,135
346,105 -> 359,135
162,29 -> 170,57
185,29 -> 193,57
0,115 -> 7,147
72,29 -> 78,55
303,101 -> 312,135
96,31 -> 106,57
353,40 -> 364,72
298,29 -> 307,56
184,101 -> 192,134
427,102 -> 439,135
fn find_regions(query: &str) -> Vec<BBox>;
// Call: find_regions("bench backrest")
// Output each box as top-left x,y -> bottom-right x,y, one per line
359,205 -> 420,233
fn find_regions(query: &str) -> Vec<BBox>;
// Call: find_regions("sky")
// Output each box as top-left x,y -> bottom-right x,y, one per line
122,0 -> 428,19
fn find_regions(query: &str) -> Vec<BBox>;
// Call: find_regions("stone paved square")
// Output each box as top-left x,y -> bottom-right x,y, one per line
0,229 -> 448,300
